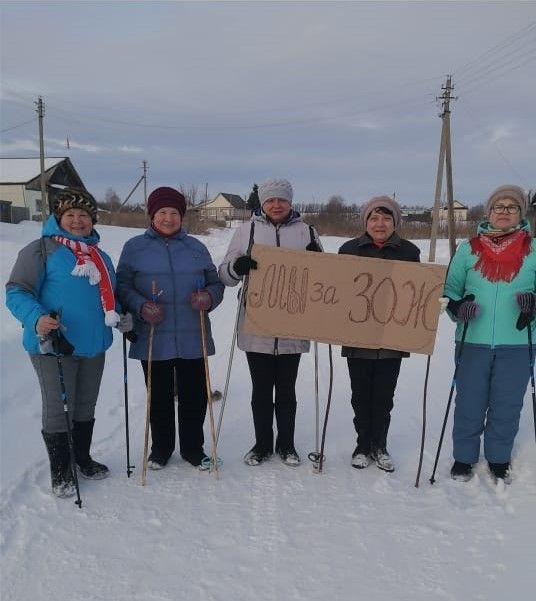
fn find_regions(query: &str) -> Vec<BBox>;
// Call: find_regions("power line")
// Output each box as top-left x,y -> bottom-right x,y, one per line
0,117 -> 36,134
458,99 -> 527,183
457,45 -> 536,87
41,93 -> 436,132
459,52 -> 536,96
455,21 -> 536,79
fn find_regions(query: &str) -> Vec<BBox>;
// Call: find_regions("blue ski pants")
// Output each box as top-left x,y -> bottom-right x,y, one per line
452,344 -> 531,464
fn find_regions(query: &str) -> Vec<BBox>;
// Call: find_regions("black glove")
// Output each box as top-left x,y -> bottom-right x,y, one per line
49,328 -> 75,356
233,255 -> 258,276
447,294 -> 480,322
42,312 -> 75,356
306,240 -> 322,252
516,292 -> 536,330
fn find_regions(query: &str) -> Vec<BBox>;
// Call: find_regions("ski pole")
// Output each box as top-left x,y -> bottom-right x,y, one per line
414,355 -> 431,488
56,354 -> 83,508
55,354 -> 83,508
197,284 -> 219,477
527,324 -> 536,443
141,280 -> 157,486
215,280 -> 245,447
430,321 -> 469,485
48,310 -> 82,508
318,344 -> 334,473
122,333 -> 136,477
307,342 -> 323,472
216,222 -> 256,446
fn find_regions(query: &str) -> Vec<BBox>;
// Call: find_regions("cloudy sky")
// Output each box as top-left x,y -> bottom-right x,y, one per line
1,1 -> 535,207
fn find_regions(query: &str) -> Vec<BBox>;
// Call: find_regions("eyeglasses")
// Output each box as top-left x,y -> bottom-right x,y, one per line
492,204 -> 520,214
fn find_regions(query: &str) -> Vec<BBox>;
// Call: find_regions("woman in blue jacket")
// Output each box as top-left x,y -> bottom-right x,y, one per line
444,185 -> 536,484
116,187 -> 224,470
6,188 -> 127,498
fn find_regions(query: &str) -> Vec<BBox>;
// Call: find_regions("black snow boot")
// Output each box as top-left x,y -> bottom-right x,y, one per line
488,462 -> 512,485
450,461 -> 473,482
72,419 -> 109,480
41,430 -> 76,498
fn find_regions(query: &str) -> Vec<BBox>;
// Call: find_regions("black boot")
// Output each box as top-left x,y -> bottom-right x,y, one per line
41,431 -> 76,498
72,419 -> 109,480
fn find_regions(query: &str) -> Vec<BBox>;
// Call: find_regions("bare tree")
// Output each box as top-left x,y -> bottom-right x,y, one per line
467,203 -> 485,222
98,187 -> 122,212
178,184 -> 199,207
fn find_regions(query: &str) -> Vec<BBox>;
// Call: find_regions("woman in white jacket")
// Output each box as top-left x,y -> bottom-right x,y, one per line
219,178 -> 321,467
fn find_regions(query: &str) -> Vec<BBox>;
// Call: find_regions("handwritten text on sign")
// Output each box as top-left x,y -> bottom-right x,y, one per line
244,244 -> 447,355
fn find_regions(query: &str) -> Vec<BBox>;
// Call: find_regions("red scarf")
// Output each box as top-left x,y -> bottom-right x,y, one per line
470,229 -> 531,283
54,236 -> 119,326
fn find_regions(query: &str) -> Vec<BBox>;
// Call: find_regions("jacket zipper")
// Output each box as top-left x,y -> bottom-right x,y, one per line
274,224 -> 281,356
164,238 -> 180,357
491,282 -> 499,349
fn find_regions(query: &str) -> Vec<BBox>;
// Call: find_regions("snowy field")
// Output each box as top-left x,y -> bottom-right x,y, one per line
1,221 -> 535,601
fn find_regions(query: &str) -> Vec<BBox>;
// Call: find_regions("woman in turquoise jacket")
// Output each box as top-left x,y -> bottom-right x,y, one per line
6,188 -> 129,498
444,184 -> 536,484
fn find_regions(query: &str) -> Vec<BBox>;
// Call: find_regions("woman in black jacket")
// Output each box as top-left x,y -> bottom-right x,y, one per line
339,196 -> 420,472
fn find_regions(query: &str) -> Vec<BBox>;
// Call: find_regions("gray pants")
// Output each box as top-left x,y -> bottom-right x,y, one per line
30,353 -> 105,432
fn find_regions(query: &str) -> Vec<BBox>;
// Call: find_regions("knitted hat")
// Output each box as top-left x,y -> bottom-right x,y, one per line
53,187 -> 98,224
147,187 -> 187,218
258,178 -> 293,206
486,184 -> 527,218
360,195 -> 402,230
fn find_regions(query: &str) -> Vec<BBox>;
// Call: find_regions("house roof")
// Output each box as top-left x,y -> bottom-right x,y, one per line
0,157 -> 85,190
441,200 -> 467,209
219,193 -> 246,209
0,157 -> 65,184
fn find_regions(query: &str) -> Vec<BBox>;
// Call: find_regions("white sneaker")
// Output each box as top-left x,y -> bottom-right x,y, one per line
147,454 -> 166,470
278,449 -> 301,467
351,452 -> 371,469
371,449 -> 395,472
244,447 -> 272,466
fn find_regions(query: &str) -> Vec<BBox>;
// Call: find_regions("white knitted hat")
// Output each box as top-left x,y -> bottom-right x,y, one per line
258,178 -> 293,206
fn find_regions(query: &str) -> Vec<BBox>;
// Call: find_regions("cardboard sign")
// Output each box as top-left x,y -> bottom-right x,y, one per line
244,244 -> 447,355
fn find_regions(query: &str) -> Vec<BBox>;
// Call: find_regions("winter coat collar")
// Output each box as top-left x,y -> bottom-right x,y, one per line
146,225 -> 188,241
252,208 -> 302,227
476,218 -> 531,236
356,231 -> 402,248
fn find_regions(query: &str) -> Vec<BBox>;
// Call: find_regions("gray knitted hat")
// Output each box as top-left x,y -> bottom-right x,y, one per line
486,184 -> 527,218
258,178 -> 293,206
360,195 -> 402,230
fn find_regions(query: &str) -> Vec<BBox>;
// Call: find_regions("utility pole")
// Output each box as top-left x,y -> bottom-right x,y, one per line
142,160 -> 148,214
429,75 -> 458,261
36,96 -> 48,221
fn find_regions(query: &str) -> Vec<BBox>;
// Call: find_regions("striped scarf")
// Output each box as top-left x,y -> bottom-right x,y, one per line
54,236 -> 119,326
470,229 -> 531,283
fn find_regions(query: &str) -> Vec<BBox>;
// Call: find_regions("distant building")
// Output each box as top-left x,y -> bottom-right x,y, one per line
438,200 -> 468,222
198,192 -> 248,221
400,207 -> 432,223
0,157 -> 86,222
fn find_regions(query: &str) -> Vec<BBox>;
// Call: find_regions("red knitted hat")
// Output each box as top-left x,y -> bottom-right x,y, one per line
147,187 -> 186,218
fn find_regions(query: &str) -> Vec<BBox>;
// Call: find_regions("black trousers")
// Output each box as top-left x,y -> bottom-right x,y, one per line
141,358 -> 207,462
347,357 -> 402,452
246,352 -> 301,453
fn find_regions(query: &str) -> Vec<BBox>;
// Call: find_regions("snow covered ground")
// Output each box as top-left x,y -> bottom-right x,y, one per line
1,221 -> 535,601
